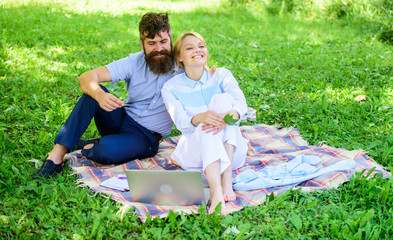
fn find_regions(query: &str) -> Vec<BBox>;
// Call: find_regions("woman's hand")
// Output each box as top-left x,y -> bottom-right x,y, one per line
192,109 -> 239,135
192,110 -> 225,126
202,110 -> 240,134
220,110 -> 240,120
201,123 -> 226,135
192,110 -> 226,135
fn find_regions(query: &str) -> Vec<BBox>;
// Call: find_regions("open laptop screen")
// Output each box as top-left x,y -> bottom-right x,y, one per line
125,170 -> 205,206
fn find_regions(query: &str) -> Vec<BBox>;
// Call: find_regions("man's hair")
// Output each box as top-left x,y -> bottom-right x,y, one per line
139,12 -> 172,41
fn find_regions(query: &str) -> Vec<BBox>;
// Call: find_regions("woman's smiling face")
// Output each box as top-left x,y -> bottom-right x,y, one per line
178,35 -> 208,68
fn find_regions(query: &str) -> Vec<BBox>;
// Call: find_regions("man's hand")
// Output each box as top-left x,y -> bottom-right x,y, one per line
96,91 -> 124,112
78,66 -> 119,111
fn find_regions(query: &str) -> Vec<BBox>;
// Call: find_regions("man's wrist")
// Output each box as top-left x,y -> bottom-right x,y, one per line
90,87 -> 106,101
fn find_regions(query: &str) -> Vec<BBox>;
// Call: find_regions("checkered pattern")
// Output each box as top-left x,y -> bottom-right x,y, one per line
67,124 -> 390,221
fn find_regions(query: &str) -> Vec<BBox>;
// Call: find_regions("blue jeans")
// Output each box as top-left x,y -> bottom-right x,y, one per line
54,85 -> 160,164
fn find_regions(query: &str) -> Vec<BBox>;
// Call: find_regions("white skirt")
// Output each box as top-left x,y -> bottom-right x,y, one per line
171,93 -> 249,174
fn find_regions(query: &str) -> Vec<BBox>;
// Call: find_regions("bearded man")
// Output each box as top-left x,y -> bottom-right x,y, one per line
34,12 -> 182,179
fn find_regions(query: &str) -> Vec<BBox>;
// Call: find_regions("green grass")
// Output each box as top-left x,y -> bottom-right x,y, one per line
1,0 -> 393,238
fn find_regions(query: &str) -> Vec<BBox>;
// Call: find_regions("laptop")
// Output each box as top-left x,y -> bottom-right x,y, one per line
125,170 -> 208,206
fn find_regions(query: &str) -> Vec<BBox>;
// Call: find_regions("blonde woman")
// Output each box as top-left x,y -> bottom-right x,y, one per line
161,32 -> 248,215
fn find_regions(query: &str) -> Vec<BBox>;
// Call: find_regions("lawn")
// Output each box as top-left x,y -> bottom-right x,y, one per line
1,0 -> 393,238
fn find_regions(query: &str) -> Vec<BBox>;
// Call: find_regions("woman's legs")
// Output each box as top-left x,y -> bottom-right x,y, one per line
205,160 -> 226,215
209,93 -> 238,202
222,142 -> 236,202
203,93 -> 239,213
204,142 -> 235,214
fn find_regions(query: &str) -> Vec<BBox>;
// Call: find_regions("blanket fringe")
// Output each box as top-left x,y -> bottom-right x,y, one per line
317,141 -> 327,147
118,205 -> 133,222
67,171 -> 78,177
75,179 -> 89,188
98,192 -> 110,199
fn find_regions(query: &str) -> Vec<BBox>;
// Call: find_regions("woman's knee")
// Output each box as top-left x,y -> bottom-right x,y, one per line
208,93 -> 234,112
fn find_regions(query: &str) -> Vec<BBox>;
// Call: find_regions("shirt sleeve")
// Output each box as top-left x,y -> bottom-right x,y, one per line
105,53 -> 137,84
161,83 -> 197,135
220,70 -> 248,120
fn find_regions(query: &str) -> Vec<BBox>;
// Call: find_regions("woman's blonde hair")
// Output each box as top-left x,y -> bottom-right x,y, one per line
173,31 -> 215,74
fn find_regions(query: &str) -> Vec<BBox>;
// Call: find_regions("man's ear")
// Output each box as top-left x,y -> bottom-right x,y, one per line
140,39 -> 144,49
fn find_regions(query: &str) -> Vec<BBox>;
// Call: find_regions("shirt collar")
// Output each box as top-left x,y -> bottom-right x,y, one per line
184,70 -> 208,87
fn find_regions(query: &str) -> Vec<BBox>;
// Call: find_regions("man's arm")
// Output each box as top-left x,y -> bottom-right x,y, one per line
78,66 -> 124,112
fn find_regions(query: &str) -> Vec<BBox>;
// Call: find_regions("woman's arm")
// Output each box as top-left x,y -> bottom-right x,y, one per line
220,70 -> 248,120
161,85 -> 197,135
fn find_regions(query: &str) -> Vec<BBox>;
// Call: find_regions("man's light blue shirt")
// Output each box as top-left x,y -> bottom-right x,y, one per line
105,50 -> 182,136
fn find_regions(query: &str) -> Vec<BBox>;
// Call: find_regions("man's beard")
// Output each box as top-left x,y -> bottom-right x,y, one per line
145,48 -> 174,75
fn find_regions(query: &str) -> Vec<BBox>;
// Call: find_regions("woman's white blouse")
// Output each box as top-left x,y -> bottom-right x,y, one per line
161,68 -> 247,135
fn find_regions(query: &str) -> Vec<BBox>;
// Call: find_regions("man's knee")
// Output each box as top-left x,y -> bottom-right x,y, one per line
90,137 -> 154,164
91,146 -> 125,164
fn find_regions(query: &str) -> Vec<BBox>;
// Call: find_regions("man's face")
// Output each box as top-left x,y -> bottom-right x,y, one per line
141,31 -> 174,75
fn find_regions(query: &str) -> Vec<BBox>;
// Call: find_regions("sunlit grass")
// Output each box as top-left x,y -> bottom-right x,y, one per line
4,47 -> 71,83
2,0 -> 223,14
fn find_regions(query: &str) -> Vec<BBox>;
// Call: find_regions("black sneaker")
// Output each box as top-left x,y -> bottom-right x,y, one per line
74,138 -> 100,150
33,159 -> 64,180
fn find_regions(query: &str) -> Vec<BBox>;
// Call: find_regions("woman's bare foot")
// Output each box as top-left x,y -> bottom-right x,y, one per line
222,171 -> 236,202
222,142 -> 236,201
208,189 -> 226,215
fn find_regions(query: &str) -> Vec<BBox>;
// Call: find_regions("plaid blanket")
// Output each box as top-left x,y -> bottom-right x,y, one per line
67,124 -> 390,221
